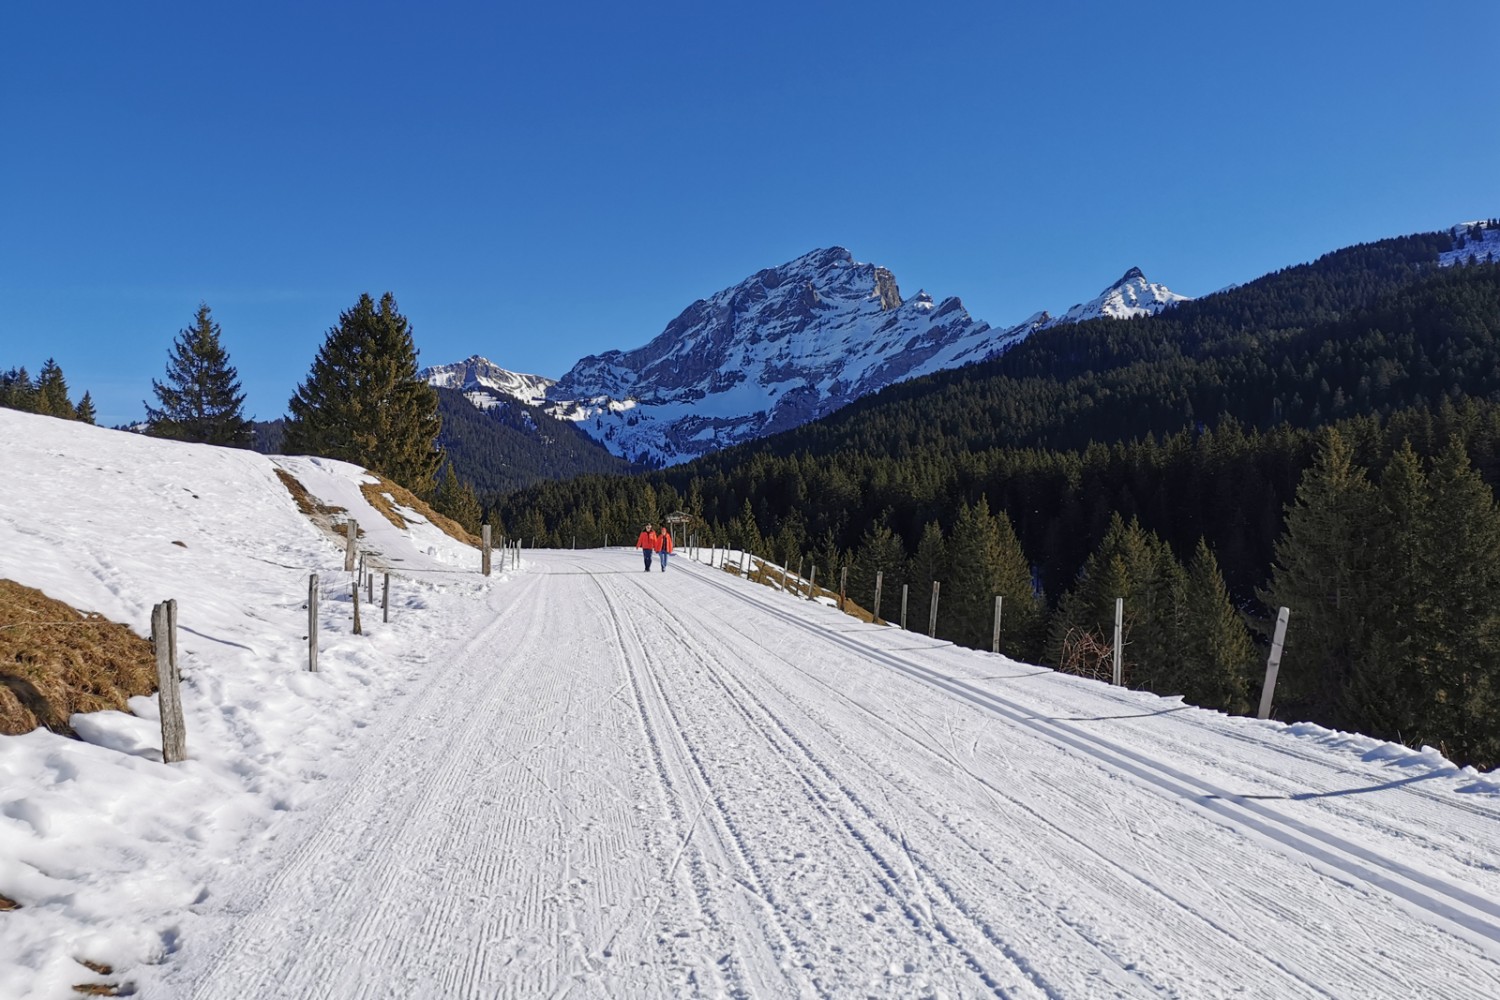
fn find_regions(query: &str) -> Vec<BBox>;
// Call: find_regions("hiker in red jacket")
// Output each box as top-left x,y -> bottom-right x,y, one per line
636,525 -> 659,572
658,528 -> 675,572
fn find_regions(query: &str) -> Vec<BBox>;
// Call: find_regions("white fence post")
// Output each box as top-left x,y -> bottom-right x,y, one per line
1258,607 -> 1291,720
992,595 -> 1003,653
1112,597 -> 1124,686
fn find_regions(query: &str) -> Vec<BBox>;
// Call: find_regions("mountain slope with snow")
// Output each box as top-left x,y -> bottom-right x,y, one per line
431,249 -> 1189,467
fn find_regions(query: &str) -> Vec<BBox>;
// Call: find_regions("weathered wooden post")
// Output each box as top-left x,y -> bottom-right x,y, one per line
352,581 -> 363,636
797,559 -> 805,595
382,572 -> 390,624
1258,607 -> 1291,720
808,565 -> 818,600
928,581 -> 941,638
367,566 -> 374,604
151,600 -> 187,763
482,525 -> 492,577
344,519 -> 358,572
901,585 -> 909,630
992,595 -> 1003,653
308,575 -> 319,673
1112,597 -> 1124,686
839,566 -> 848,611
873,571 -> 884,622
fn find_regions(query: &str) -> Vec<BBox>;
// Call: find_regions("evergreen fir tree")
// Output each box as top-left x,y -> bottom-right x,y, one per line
0,367 -> 35,412
849,521 -> 907,621
1259,428 -> 1380,724
284,292 -> 443,496
1173,539 -> 1254,713
1413,439 -> 1500,766
907,521 -> 946,633
941,497 -> 1042,655
145,304 -> 252,447
34,359 -> 73,418
74,391 -> 97,425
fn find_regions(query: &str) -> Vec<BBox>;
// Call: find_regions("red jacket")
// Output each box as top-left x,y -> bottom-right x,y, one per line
637,530 -> 659,550
659,532 -> 674,554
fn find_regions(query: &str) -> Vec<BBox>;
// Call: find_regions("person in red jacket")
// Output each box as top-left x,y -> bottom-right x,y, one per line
636,524 -> 659,572
658,528 -> 675,572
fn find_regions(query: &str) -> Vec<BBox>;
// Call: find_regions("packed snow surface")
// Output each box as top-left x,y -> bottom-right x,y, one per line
5,409 -> 1500,998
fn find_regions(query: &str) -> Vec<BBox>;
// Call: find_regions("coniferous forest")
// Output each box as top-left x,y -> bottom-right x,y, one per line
490,230 -> 1500,767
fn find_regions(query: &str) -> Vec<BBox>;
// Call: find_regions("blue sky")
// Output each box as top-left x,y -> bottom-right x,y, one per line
3,0 -> 1496,427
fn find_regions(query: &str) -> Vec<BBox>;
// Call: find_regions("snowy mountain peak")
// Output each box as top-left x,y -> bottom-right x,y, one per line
1053,267 -> 1188,326
420,356 -> 555,406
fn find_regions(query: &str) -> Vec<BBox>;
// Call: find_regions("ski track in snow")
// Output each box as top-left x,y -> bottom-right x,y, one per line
121,548 -> 1500,1000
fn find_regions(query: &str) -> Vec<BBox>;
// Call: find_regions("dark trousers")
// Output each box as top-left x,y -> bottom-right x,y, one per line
642,548 -> 653,571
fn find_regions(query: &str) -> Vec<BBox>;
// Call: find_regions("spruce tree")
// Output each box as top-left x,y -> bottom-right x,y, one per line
941,497 -> 1044,656
284,292 -> 443,496
849,522 -> 907,621
1413,439 -> 1500,766
1259,428 -> 1380,725
146,304 -> 252,447
0,367 -> 35,412
74,391 -> 97,425
1174,539 -> 1254,713
907,521 -> 946,633
35,359 -> 73,418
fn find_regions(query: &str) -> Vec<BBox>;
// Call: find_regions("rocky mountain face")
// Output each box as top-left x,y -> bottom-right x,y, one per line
424,248 -> 1189,467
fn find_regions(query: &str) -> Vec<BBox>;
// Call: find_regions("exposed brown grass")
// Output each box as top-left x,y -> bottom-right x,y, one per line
0,892 -> 19,911
359,475 -> 480,548
0,580 -> 156,737
740,558 -> 879,623
273,468 -> 347,521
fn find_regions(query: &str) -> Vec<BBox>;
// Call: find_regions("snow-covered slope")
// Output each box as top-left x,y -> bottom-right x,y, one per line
5,410 -> 1500,998
1441,219 -> 1500,267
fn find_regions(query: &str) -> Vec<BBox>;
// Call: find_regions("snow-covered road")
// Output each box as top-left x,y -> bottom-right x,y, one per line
146,549 -> 1500,999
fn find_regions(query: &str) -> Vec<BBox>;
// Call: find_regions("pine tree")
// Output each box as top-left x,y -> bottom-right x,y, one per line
433,462 -> 483,536
1173,539 -> 1254,713
1259,428 -> 1380,725
145,304 -> 252,446
907,521 -> 946,633
941,497 -> 1043,656
284,292 -> 443,496
0,367 -> 35,412
74,391 -> 97,425
34,358 -> 73,418
1412,439 -> 1500,766
849,521 -> 907,621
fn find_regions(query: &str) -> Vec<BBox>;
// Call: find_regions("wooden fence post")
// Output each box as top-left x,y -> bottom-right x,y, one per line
928,581 -> 941,638
839,566 -> 848,611
808,565 -> 817,599
873,571 -> 883,622
308,574 -> 319,673
1258,607 -> 1291,720
901,584 -> 909,630
152,600 -> 187,763
352,581 -> 362,636
1112,597 -> 1124,686
992,595 -> 1003,653
367,566 -> 374,604
797,559 -> 805,595
482,524 -> 492,576
382,572 -> 390,624
344,519 -> 358,572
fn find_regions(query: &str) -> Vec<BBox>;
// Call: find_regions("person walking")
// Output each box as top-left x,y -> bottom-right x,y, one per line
658,528 -> 674,572
636,524 -> 659,572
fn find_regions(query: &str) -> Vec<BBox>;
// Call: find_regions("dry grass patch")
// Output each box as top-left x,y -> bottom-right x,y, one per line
0,580 -> 156,737
273,468 -> 347,521
0,893 -> 19,911
359,475 -> 480,548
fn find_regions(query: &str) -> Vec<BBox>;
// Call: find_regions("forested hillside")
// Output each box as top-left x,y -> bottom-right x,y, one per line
491,226 -> 1500,766
436,388 -> 635,494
